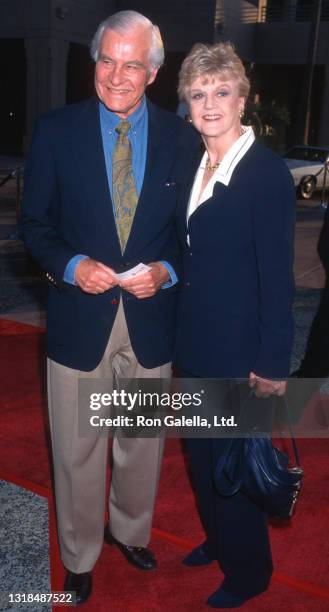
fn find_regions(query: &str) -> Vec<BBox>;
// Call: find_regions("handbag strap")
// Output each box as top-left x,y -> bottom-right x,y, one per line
238,387 -> 301,467
281,394 -> 301,467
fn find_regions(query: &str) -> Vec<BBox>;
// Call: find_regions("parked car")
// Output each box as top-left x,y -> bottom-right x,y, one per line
283,145 -> 329,199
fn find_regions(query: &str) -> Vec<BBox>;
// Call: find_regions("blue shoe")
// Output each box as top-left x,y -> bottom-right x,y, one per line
207,586 -> 246,608
207,584 -> 265,608
182,542 -> 215,566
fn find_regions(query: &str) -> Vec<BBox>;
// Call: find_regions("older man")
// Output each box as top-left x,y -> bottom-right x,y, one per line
22,10 -> 198,604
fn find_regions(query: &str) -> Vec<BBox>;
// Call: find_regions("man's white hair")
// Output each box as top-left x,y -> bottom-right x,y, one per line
90,10 -> 164,70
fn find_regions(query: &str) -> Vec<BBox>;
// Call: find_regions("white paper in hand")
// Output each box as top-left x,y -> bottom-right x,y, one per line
113,263 -> 151,281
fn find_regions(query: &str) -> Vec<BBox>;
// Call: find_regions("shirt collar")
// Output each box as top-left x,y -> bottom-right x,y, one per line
99,95 -> 147,132
200,126 -> 255,186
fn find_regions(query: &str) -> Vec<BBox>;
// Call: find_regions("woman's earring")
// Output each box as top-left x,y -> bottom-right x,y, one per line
239,108 -> 245,119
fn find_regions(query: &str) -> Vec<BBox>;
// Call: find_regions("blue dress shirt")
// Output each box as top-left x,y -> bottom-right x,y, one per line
64,97 -> 176,287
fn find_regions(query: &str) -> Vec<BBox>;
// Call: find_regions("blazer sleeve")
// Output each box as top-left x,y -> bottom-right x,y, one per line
251,157 -> 296,378
20,116 -> 78,286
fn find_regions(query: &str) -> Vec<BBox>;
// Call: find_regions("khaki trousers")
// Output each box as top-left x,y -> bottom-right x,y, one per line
47,299 -> 171,573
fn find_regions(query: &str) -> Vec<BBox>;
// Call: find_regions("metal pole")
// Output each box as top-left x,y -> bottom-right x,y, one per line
321,161 -> 328,209
299,0 -> 323,144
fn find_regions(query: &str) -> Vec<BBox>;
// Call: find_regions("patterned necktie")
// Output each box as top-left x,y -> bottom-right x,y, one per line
112,120 -> 138,252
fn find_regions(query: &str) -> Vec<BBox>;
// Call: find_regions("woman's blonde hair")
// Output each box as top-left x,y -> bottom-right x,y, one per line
178,42 -> 250,102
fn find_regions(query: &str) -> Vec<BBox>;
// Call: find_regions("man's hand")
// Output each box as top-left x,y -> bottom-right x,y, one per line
75,258 -> 118,294
249,372 -> 287,398
119,262 -> 170,299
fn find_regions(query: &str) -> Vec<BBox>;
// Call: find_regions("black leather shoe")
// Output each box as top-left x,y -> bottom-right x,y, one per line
104,524 -> 157,570
64,571 -> 92,605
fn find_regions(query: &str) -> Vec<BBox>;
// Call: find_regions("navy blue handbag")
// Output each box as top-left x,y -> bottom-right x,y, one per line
214,394 -> 303,519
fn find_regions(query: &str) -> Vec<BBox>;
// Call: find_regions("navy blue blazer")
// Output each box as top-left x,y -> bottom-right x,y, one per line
174,141 -> 296,379
21,97 -> 199,371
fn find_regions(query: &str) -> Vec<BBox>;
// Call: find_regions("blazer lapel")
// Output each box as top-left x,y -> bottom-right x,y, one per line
124,102 -> 178,255
66,96 -> 122,254
177,146 -> 203,243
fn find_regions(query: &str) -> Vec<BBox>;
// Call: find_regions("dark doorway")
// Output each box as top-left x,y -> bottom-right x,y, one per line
0,39 -> 26,155
66,43 -> 94,104
147,51 -> 185,112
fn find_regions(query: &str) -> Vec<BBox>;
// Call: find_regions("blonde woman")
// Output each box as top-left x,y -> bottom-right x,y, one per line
174,43 -> 295,608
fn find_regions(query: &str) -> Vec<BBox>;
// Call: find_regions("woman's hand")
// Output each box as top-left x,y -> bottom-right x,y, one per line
248,372 -> 287,398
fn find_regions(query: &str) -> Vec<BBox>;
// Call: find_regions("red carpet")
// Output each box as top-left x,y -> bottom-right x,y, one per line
1,318 -> 329,611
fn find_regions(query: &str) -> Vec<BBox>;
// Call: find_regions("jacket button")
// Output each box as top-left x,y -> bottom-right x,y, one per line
186,282 -> 190,287
110,298 -> 119,305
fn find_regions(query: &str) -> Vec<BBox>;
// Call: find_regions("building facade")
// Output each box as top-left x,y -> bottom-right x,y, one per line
215,0 -> 329,147
0,0 -> 328,153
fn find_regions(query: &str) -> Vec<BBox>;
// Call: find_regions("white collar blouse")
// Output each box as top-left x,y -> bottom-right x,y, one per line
187,125 -> 255,223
